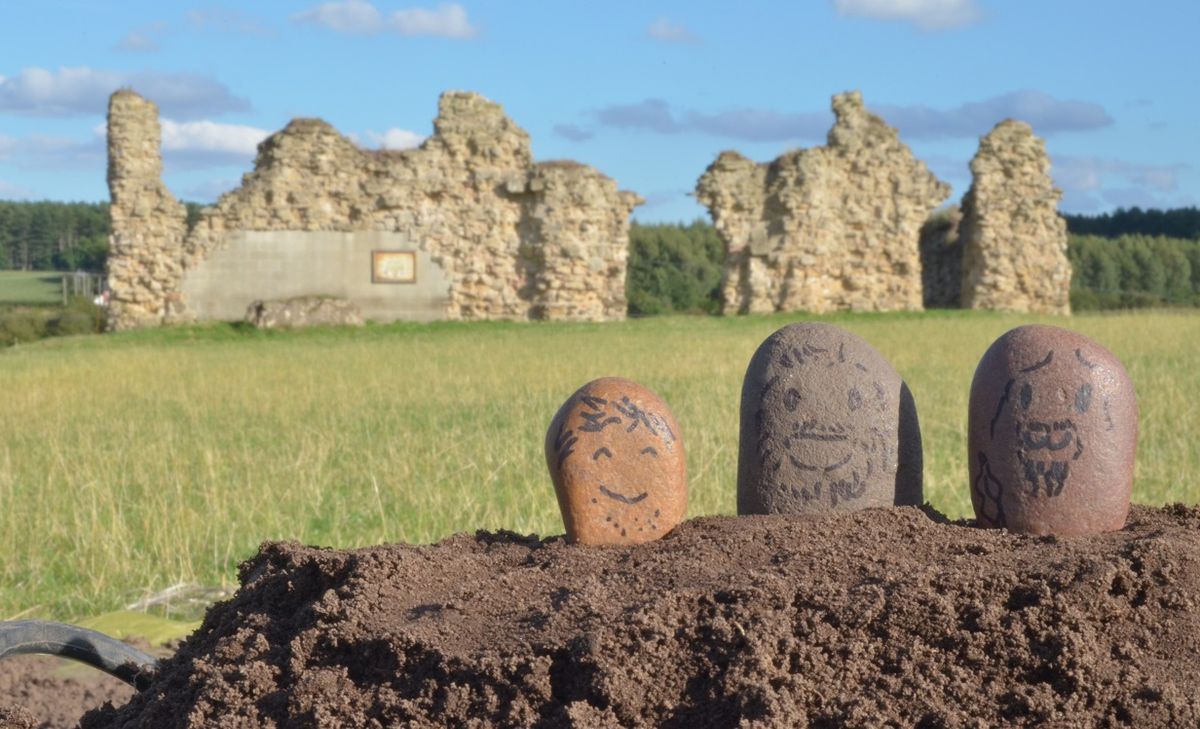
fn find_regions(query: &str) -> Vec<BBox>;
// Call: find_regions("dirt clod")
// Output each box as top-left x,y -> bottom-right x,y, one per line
7,504 -> 1199,727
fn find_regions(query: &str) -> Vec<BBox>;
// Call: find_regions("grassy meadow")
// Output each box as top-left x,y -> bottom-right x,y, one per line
0,271 -> 62,306
0,309 -> 1197,621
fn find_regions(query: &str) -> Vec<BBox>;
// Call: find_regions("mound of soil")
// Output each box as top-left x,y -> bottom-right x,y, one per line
56,505 -> 1200,726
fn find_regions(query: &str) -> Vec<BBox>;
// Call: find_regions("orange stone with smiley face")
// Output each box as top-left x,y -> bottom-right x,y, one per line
546,377 -> 687,545
969,325 -> 1137,536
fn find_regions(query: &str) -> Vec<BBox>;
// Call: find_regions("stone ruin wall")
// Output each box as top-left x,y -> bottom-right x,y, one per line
695,91 -> 951,315
958,119 -> 1071,315
106,92 -> 189,327
106,90 -> 642,330
697,92 -> 1072,316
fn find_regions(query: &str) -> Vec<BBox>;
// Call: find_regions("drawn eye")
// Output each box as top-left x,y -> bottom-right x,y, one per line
784,387 -> 801,412
848,387 -> 863,411
1075,383 -> 1093,413
1020,382 -> 1033,410
592,447 -> 613,460
640,446 -> 658,458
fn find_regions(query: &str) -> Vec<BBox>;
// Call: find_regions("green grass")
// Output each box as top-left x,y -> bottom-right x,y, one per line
0,271 -> 63,305
1,310 -> 1197,621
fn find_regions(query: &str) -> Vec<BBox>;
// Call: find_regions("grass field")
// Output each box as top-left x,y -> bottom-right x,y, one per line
0,309 -> 1197,621
0,271 -> 62,306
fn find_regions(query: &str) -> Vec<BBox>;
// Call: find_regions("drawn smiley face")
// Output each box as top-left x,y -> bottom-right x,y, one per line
546,378 -> 688,545
981,348 -> 1111,505
741,325 -> 920,516
969,324 -> 1137,536
763,344 -> 895,508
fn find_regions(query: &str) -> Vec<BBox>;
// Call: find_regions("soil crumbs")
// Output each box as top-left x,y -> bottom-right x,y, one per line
12,505 -> 1200,727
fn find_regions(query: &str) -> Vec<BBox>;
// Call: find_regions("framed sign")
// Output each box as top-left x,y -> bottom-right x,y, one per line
372,250 -> 417,284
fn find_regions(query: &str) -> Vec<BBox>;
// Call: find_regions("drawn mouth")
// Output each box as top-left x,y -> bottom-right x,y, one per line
789,419 -> 850,443
788,452 -> 852,473
1018,420 -> 1083,460
599,484 -> 648,505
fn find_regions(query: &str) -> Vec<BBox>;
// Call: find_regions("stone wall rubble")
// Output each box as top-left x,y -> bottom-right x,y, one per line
695,91 -> 951,314
106,90 -> 642,330
959,119 -> 1071,315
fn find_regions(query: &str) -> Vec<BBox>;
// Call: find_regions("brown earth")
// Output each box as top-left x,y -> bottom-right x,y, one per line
0,655 -> 132,728
4,504 -> 1200,727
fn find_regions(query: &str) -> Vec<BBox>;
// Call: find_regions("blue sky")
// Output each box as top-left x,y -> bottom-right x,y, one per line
0,0 -> 1196,222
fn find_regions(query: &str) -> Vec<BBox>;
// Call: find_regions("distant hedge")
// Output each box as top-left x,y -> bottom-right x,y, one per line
1068,234 -> 1200,310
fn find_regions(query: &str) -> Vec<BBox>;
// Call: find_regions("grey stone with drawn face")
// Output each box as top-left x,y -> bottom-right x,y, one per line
738,322 -> 923,515
969,325 -> 1137,536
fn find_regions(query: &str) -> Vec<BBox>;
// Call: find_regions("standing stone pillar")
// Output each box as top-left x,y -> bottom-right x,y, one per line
959,120 -> 1071,315
106,90 -> 188,330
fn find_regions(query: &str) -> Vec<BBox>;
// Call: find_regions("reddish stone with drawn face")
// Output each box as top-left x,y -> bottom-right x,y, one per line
546,378 -> 687,545
738,322 -> 923,515
969,325 -> 1138,536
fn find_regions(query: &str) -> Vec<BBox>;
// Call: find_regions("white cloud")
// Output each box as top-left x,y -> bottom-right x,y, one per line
553,123 -> 594,142
390,3 -> 476,38
833,0 -> 981,30
0,66 -> 249,119
185,9 -> 271,35
159,118 -> 270,169
1051,155 -> 1186,194
116,21 -> 168,52
364,127 -> 424,149
1051,155 -> 1193,213
181,177 -> 240,203
6,135 -> 104,171
160,119 -> 269,157
879,90 -> 1112,139
592,90 -> 1111,142
593,98 -> 830,141
647,18 -> 698,44
292,1 -> 477,38
0,180 -> 33,199
1,117 -> 267,172
292,0 -> 382,33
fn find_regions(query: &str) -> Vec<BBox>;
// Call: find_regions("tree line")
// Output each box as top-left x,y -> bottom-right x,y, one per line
1062,206 -> 1200,240
0,201 -> 111,272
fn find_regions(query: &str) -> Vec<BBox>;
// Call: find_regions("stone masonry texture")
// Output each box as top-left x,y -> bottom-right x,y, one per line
106,90 -> 642,330
958,120 -> 1071,315
695,91 -> 951,315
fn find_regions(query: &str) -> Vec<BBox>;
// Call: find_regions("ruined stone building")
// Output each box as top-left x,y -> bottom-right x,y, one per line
958,119 -> 1071,315
697,92 -> 1071,316
106,90 -> 642,330
695,91 -> 950,315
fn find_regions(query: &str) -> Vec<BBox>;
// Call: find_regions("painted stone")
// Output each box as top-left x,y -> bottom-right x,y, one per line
738,322 -> 923,515
969,325 -> 1137,536
546,377 -> 688,545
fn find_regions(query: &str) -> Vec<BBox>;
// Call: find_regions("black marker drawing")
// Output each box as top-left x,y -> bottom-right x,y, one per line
598,485 -> 648,505
757,343 -> 893,509
973,451 -> 1007,527
985,348 -> 1111,500
558,390 -> 674,507
1020,350 -> 1055,373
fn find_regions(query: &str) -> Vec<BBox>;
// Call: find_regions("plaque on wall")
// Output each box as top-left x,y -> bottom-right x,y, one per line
372,250 -> 417,283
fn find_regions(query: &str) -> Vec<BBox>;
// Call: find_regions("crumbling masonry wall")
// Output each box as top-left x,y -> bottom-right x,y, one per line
106,90 -> 642,330
959,119 -> 1071,315
695,92 -> 950,314
106,91 -> 189,326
